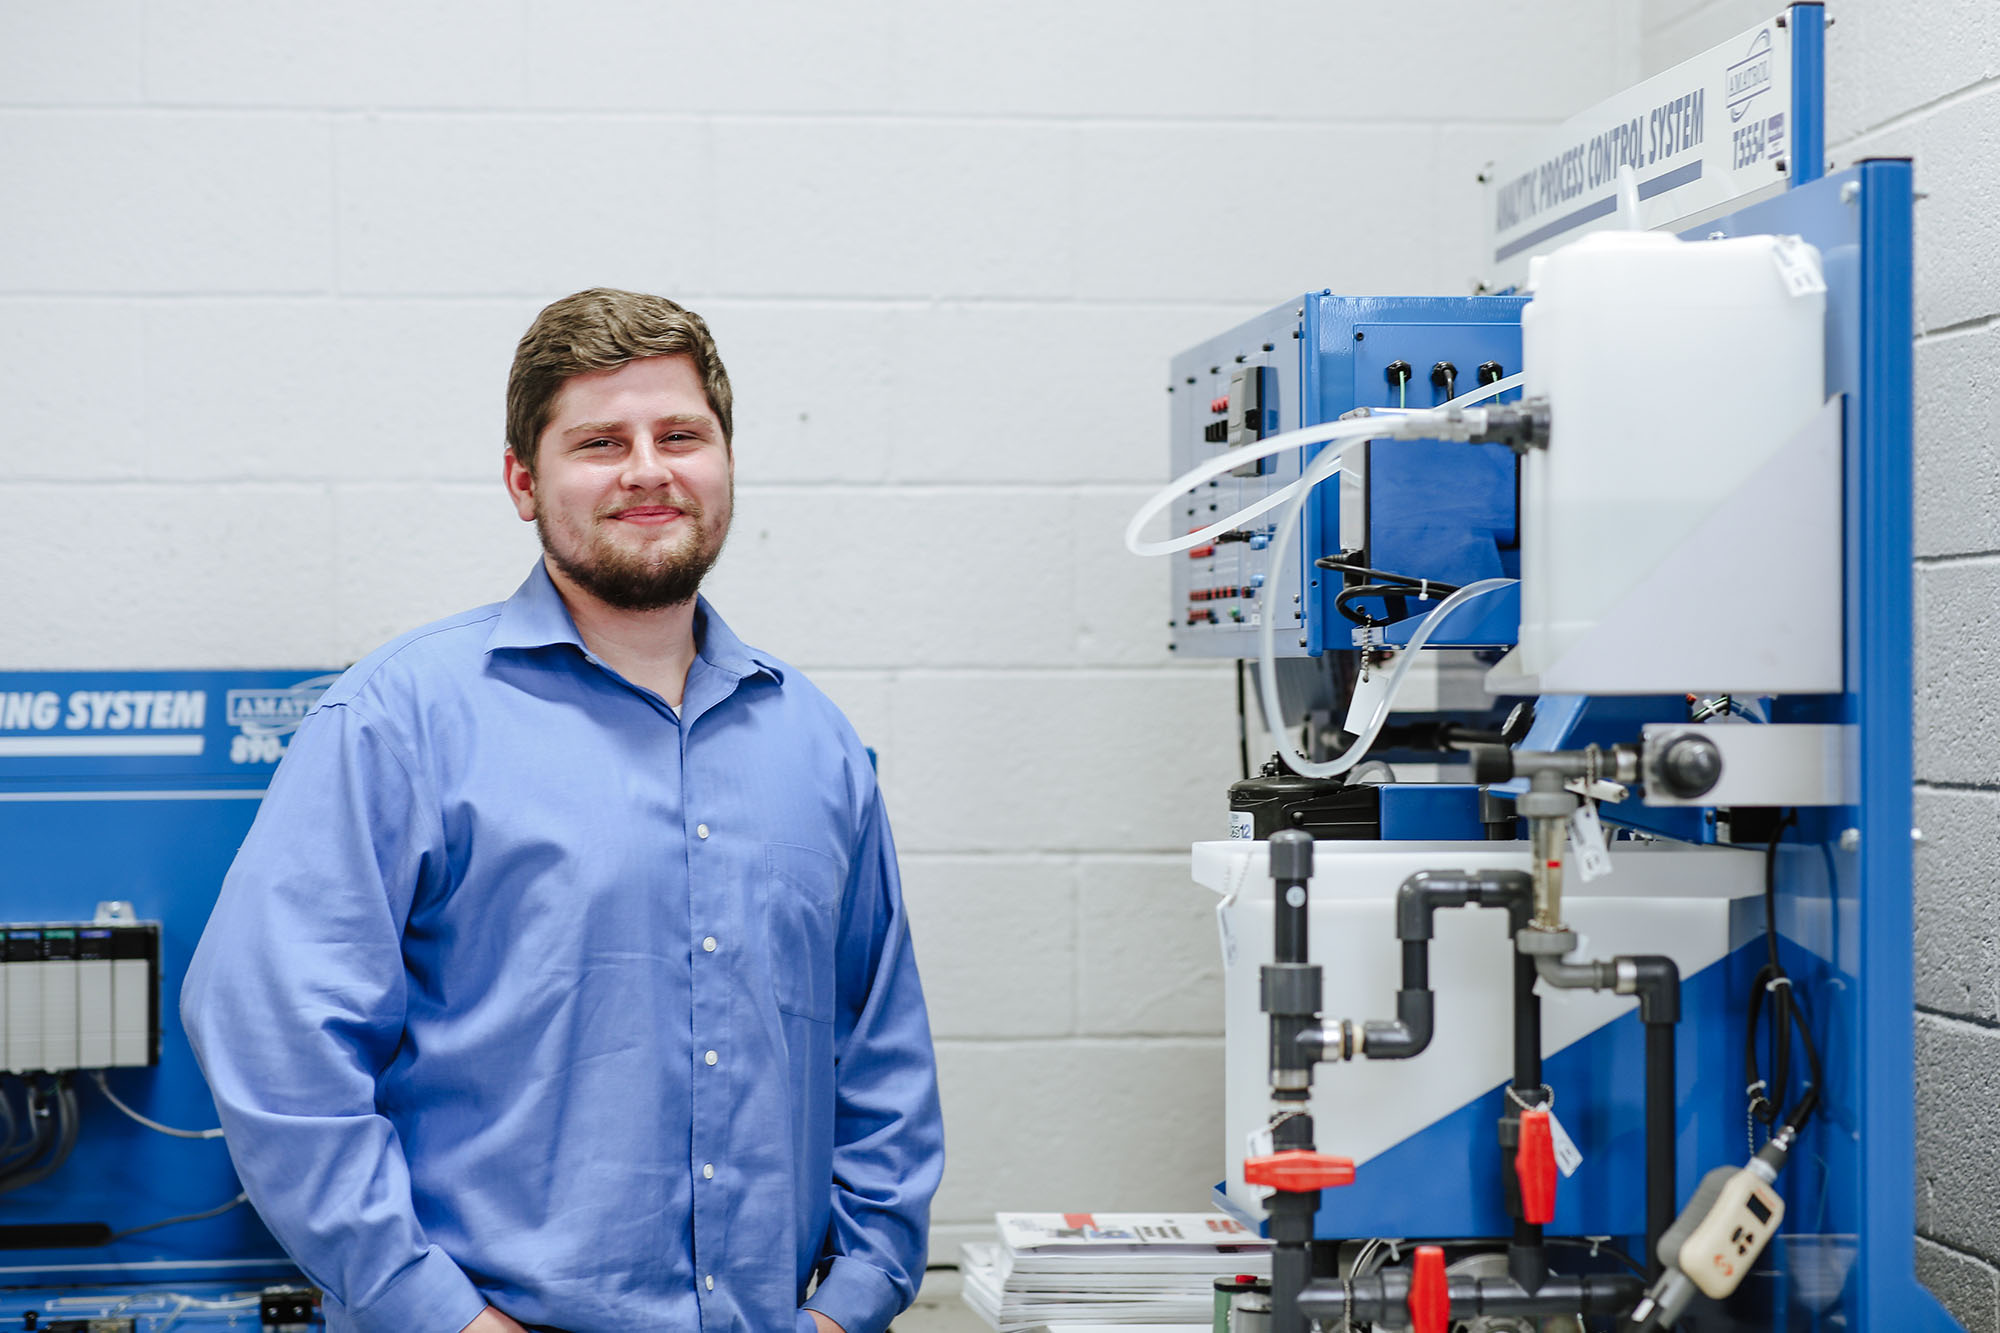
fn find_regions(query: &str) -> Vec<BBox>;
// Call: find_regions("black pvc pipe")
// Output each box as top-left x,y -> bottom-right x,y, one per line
1365,871 -> 1531,1062
1298,1271 -> 1645,1325
1513,948 -> 1541,1091
1646,1020 -> 1676,1277
1264,829 -> 1317,1333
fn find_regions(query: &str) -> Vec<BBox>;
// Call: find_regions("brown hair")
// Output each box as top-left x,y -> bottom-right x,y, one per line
506,288 -> 734,473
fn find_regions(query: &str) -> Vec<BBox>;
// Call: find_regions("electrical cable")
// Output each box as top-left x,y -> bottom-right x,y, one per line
1313,557 -> 1464,594
1543,1236 -> 1650,1281
1745,811 -> 1824,1136
89,1070 -> 225,1139
1234,660 -> 1250,780
105,1191 -> 250,1243
0,1078 -> 21,1163
1334,583 -> 1451,627
0,1079 -> 57,1174
0,1077 -> 78,1195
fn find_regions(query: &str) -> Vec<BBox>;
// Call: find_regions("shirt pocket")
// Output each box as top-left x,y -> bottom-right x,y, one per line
764,842 -> 841,1023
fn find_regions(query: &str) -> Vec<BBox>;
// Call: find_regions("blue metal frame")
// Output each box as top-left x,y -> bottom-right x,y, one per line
1681,159 -> 1943,1329
1788,4 -> 1826,187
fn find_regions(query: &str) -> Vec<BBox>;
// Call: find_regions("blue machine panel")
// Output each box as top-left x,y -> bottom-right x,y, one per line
0,670 -> 335,1285
1300,297 -> 1524,657
1319,939 -> 1759,1242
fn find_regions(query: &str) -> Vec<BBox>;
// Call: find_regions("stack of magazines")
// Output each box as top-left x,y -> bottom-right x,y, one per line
959,1212 -> 1272,1331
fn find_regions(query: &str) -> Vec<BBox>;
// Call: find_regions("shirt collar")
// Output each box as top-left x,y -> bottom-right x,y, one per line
484,561 -> 784,686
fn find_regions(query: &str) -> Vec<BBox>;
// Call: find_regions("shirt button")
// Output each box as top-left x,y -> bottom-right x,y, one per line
705,1049 -> 718,1066
702,936 -> 717,953
705,1275 -> 715,1292
703,1163 -> 715,1179
696,823 -> 710,839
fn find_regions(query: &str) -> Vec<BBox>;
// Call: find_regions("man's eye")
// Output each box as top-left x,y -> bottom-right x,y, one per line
582,438 -> 616,450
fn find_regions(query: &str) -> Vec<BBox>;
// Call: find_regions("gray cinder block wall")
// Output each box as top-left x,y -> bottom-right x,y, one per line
1647,3 -> 2000,1330
0,3 -> 1654,1263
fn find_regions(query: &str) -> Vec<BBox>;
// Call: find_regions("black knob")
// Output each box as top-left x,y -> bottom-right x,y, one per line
1656,735 -> 1724,799
1385,360 -> 1413,387
1478,360 -> 1505,385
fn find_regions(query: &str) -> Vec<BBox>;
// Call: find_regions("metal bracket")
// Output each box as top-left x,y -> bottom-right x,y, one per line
1639,723 -> 1856,807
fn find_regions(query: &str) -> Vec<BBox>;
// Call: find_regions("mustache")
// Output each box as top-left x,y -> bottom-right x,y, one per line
600,495 -> 701,519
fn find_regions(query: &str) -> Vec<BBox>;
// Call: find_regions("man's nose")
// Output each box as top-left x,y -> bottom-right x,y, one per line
620,437 -> 676,488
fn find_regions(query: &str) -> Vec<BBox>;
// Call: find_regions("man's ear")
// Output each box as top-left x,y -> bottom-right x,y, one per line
503,450 -> 537,521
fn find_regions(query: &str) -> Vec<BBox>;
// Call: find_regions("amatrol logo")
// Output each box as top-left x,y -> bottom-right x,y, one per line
226,674 -> 340,737
226,673 -> 340,764
1727,29 -> 1775,123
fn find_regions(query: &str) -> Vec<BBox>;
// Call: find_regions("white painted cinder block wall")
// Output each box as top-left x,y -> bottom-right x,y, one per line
0,2 -> 1640,1261
1645,3 -> 2000,1329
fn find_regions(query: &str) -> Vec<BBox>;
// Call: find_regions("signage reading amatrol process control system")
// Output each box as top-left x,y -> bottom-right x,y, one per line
1481,7 -> 1820,291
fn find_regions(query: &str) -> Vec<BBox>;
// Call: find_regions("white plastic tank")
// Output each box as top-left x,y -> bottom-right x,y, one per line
1515,230 -> 1827,682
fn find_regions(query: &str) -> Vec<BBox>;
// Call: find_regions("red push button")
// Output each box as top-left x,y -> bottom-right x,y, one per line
1516,1109 -> 1557,1225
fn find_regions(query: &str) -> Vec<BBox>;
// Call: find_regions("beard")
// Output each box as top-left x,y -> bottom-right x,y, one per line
537,491 -> 731,612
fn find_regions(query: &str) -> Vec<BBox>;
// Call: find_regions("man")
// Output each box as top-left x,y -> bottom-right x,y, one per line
182,289 -> 944,1333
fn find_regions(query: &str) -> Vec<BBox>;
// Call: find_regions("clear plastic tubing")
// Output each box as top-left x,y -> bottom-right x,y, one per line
1251,374 -> 1524,778
1122,371 -> 1527,777
1123,415 -> 1387,558
1123,372 -> 1524,558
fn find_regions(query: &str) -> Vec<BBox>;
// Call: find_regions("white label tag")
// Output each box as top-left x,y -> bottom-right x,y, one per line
1547,1109 -> 1583,1177
1771,234 -> 1827,297
1246,1127 -> 1275,1198
1569,802 -> 1614,883
1216,901 -> 1238,968
1228,810 -> 1255,841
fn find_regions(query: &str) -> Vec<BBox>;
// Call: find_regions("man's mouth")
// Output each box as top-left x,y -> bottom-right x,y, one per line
608,505 -> 686,526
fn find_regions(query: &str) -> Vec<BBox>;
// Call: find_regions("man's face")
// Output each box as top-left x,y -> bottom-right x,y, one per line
504,354 -> 734,612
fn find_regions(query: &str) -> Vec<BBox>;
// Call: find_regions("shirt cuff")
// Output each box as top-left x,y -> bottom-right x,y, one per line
331,1244 -> 486,1333
803,1256 -> 904,1333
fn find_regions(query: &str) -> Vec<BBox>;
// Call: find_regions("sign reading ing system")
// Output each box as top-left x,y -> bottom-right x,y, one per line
0,671 -> 341,773
1482,13 -> 1794,290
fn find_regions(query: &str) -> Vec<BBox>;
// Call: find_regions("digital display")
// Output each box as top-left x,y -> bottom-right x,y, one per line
1746,1194 -> 1772,1223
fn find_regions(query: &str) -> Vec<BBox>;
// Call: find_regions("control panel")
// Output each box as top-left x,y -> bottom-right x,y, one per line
1167,295 -> 1526,659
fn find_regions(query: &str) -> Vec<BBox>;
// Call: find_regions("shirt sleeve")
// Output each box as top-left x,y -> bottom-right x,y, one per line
181,700 -> 488,1333
800,786 -> 945,1333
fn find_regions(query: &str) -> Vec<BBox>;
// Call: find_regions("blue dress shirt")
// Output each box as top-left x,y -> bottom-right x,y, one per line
182,564 -> 944,1333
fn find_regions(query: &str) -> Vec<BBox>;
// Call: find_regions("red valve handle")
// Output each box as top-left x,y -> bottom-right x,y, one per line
1409,1244 -> 1450,1333
1242,1149 -> 1355,1192
1516,1108 -> 1558,1225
